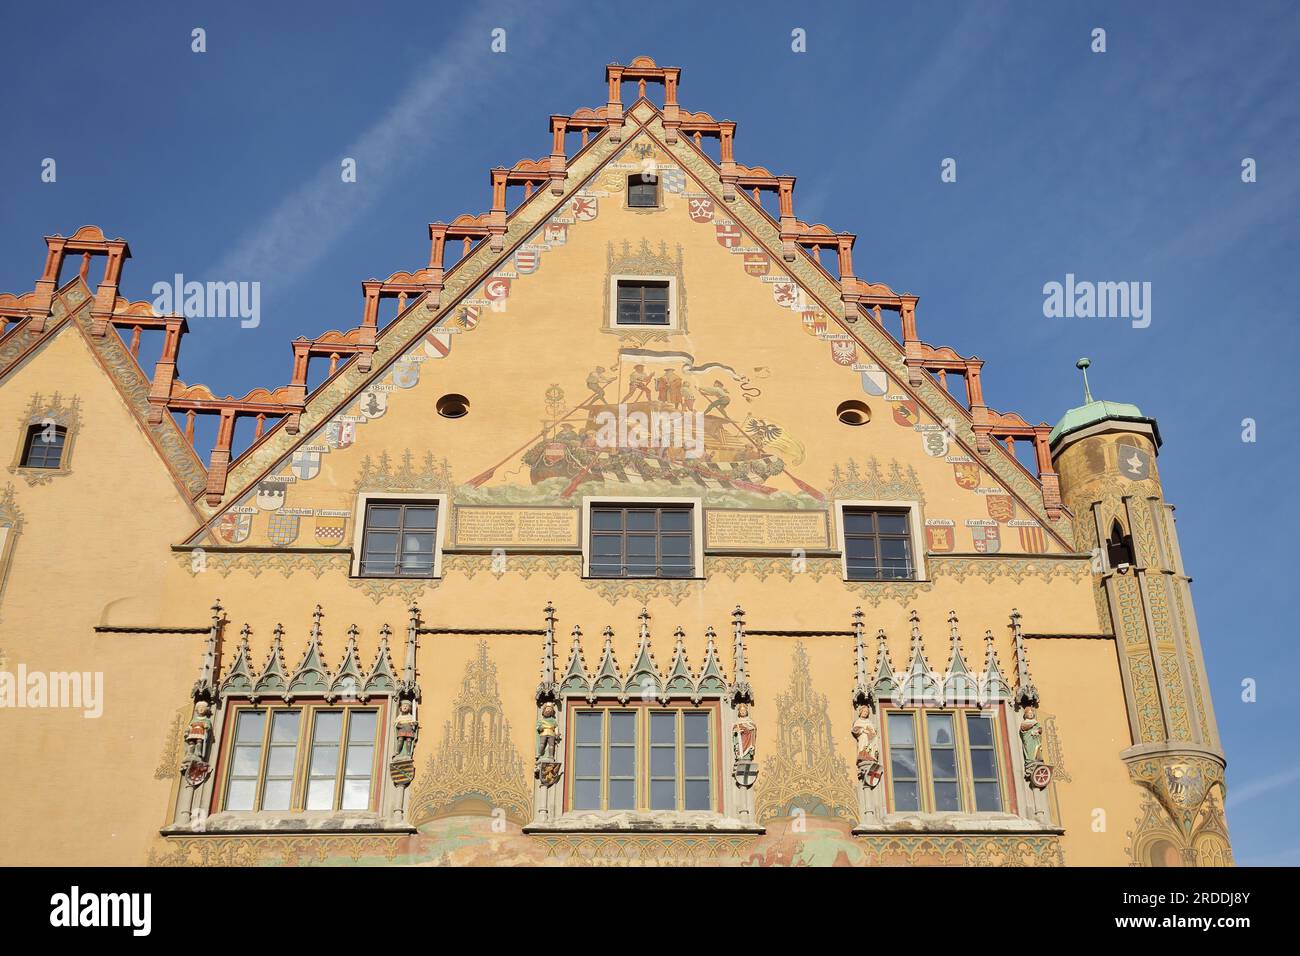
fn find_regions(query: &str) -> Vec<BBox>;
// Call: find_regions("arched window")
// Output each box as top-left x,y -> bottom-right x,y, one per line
20,424 -> 67,469
1106,519 -> 1135,570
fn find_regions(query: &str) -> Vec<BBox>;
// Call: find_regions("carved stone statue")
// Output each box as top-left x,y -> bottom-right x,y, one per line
1020,705 -> 1043,765
536,702 -> 560,761
851,704 -> 882,788
732,702 -> 757,763
394,699 -> 419,760
184,701 -> 213,762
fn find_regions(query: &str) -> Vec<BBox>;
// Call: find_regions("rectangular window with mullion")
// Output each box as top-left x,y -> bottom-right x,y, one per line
570,707 -> 714,813
361,501 -> 438,577
844,508 -> 914,581
590,506 -> 693,578
884,709 -> 1008,814
615,280 -> 670,326
305,709 -> 379,811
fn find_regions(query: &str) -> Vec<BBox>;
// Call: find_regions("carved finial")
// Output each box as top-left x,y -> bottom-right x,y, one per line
732,605 -> 745,623
211,599 -> 223,624
949,610 -> 960,647
1076,357 -> 1094,404
379,623 -> 392,641
852,607 -> 864,625
240,623 -> 252,640
1011,608 -> 1039,709
544,601 -> 556,625
273,622 -> 285,640
408,602 -> 421,627
347,623 -> 360,640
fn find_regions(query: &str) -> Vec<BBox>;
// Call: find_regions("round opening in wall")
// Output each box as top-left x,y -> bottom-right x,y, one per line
837,400 -> 872,426
437,394 -> 470,419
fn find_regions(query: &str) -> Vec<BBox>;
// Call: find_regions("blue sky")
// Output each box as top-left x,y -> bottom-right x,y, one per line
2,1 -> 1297,864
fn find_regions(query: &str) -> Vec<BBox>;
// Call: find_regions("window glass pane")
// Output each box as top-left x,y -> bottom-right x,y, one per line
591,510 -> 622,531
931,748 -> 958,779
236,710 -> 266,743
341,778 -> 371,811
684,747 -> 709,778
651,712 -> 676,744
970,748 -> 998,780
650,780 -> 676,809
684,779 -> 711,811
306,779 -> 335,810
928,714 -> 954,747
363,555 -> 397,574
625,534 -> 656,556
270,711 -> 300,742
880,538 -> 910,559
310,744 -> 339,776
232,744 -> 260,776
226,779 -> 256,812
659,510 -> 691,531
265,746 -> 296,777
367,506 -> 401,528
574,747 -> 601,777
626,511 -> 656,531
345,746 -> 374,776
608,745 -> 636,779
891,750 -> 917,779
592,535 -> 622,557
261,779 -> 292,812
893,781 -> 920,811
844,512 -> 875,534
608,780 -> 635,810
314,711 -> 343,743
609,713 -> 636,744
660,535 -> 691,556
877,513 -> 909,535
684,713 -> 709,745
934,781 -> 961,811
574,780 -> 600,810
974,782 -> 1002,812
404,507 -> 438,529
348,711 -> 377,742
966,714 -> 994,747
402,532 -> 435,554
651,747 -> 676,776
887,713 -> 915,747
625,559 -> 656,576
364,531 -> 398,553
576,713 -> 602,744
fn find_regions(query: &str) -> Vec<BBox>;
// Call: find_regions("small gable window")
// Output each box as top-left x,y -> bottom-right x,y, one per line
627,174 -> 659,208
615,280 -> 670,326
20,424 -> 67,469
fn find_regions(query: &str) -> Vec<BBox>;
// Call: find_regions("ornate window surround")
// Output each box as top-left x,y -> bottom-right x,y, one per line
9,392 -> 82,485
164,603 -> 422,837
526,605 -> 763,834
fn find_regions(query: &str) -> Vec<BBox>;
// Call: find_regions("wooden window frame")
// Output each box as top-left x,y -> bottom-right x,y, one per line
351,493 -> 448,579
18,424 -> 67,469
880,705 -> 1014,815
626,173 -> 660,209
564,701 -> 720,814
841,506 -> 915,581
214,699 -> 385,815
587,503 -> 695,579
613,278 -> 672,327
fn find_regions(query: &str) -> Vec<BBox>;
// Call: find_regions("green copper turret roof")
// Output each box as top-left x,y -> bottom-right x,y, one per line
1048,359 -> 1160,447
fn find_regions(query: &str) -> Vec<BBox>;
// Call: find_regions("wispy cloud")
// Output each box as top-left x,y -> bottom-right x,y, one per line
209,2 -> 549,287
1225,763 -> 1300,810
